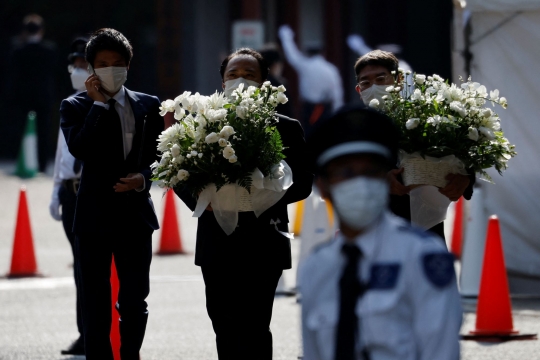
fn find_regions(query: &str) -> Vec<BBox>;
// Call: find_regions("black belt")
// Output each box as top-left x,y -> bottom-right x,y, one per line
62,178 -> 80,194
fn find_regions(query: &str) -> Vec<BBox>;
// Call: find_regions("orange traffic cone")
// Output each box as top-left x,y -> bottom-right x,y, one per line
7,186 -> 40,278
110,257 -> 121,360
156,189 -> 185,255
292,200 -> 305,235
463,215 -> 536,341
450,197 -> 464,259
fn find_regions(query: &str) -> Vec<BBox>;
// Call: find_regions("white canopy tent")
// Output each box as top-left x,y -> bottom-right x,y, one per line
461,0 -> 540,293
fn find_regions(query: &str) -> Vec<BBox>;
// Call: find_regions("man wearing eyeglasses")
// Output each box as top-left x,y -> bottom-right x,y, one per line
353,50 -> 474,240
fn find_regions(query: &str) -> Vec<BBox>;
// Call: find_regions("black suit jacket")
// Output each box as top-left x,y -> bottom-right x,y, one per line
175,115 -> 313,269
60,89 -> 164,236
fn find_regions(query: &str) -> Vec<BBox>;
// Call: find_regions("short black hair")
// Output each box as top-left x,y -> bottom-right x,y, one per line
86,28 -> 133,67
220,48 -> 269,81
354,50 -> 399,82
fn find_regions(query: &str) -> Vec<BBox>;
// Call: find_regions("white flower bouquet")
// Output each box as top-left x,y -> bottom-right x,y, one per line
371,71 -> 516,186
152,82 -> 292,234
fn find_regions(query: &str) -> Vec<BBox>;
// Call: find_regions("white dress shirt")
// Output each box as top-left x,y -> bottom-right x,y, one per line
51,92 -> 82,204
299,212 -> 462,360
279,33 -> 344,111
94,86 -> 136,159
94,86 -> 144,191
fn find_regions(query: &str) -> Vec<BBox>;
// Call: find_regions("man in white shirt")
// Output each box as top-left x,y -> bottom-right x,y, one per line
300,106 -> 462,360
60,28 -> 163,360
49,37 -> 88,356
278,25 -> 343,136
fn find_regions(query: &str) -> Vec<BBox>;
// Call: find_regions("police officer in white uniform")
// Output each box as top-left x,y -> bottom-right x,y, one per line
300,106 -> 462,360
49,37 -> 88,356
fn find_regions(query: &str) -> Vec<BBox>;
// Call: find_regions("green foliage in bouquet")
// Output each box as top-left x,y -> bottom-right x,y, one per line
370,71 -> 516,181
151,82 -> 288,195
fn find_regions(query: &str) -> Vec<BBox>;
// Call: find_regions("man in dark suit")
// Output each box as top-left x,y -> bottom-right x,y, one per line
175,48 -> 313,360
60,28 -> 163,360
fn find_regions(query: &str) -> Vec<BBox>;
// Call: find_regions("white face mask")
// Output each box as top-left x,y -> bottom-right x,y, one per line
223,77 -> 260,98
330,176 -> 388,230
361,84 -> 390,106
70,67 -> 89,91
94,66 -> 127,93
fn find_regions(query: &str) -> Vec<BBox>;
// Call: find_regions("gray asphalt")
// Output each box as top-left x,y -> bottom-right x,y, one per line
0,162 -> 539,359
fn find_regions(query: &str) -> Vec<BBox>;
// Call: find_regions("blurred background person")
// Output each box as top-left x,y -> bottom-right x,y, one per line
4,14 -> 58,172
278,25 -> 343,137
347,34 -> 414,98
259,44 -> 293,118
353,50 -> 474,241
49,37 -> 88,357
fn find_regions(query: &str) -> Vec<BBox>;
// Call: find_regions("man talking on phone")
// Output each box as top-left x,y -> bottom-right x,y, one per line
60,28 -> 163,360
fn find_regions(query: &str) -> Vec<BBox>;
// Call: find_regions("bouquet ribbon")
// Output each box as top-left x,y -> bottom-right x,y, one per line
193,160 -> 294,235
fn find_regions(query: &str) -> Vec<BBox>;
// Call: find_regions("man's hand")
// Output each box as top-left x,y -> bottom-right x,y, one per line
439,173 -> 470,201
278,25 -> 294,40
388,168 -> 411,196
85,74 -> 106,103
114,173 -> 144,192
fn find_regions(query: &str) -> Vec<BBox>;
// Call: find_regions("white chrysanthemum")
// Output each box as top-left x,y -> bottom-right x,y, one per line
157,123 -> 185,152
207,91 -> 228,110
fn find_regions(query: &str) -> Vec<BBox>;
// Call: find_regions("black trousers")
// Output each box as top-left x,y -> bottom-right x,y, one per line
58,184 -> 83,337
75,224 -> 153,360
201,265 -> 283,360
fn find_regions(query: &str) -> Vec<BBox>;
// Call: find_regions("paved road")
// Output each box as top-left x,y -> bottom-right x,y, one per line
0,163 -> 538,359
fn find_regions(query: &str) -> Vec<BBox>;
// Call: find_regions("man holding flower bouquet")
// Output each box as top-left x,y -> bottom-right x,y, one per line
173,48 -> 313,359
353,50 -> 475,240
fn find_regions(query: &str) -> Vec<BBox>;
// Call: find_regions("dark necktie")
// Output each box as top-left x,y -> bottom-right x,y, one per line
72,158 -> 82,174
335,243 -> 364,360
107,98 -> 124,161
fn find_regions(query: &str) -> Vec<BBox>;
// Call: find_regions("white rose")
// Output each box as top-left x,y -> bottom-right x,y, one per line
174,155 -> 184,164
277,92 -> 288,104
415,74 -> 426,84
406,118 -> 420,130
236,106 -> 248,119
177,169 -> 189,181
368,98 -> 380,109
205,132 -> 219,144
385,86 -> 395,92
191,150 -> 198,156
170,144 -> 181,157
468,127 -> 479,141
198,153 -> 203,158
220,125 -> 236,139
228,155 -> 238,163
222,145 -> 235,159
263,81 -> 271,87
277,85 -> 286,92
479,126 -> 496,140
218,138 -> 227,147
411,89 -> 422,101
